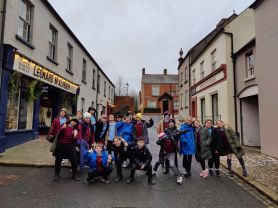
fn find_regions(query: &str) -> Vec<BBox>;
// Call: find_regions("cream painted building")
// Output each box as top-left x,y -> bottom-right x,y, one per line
0,0 -> 114,152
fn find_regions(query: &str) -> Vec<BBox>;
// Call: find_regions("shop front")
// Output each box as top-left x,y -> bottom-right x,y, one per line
0,45 -> 79,152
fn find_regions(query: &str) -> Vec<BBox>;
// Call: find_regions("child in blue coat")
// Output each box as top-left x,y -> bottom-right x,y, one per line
83,143 -> 113,183
179,116 -> 195,177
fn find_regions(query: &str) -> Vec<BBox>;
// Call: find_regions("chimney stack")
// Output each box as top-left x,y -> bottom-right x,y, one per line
163,69 -> 167,75
142,68 -> 145,75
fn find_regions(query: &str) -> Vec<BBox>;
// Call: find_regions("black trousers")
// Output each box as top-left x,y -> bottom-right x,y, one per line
129,163 -> 153,181
54,143 -> 78,176
88,167 -> 113,179
106,140 -> 113,155
200,159 -> 209,170
115,154 -> 126,177
208,153 -> 220,169
183,154 -> 193,172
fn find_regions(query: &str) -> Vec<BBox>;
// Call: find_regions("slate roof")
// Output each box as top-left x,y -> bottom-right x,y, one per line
142,74 -> 178,84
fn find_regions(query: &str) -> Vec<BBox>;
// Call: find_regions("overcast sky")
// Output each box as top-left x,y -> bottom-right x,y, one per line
49,0 -> 254,92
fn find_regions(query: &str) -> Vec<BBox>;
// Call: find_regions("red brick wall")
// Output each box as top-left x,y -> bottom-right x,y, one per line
114,96 -> 135,113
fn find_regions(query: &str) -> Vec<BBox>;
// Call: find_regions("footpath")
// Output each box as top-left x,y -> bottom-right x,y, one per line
0,137 -> 277,204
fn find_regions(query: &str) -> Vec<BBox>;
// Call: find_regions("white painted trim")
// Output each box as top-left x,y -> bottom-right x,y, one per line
239,85 -> 258,98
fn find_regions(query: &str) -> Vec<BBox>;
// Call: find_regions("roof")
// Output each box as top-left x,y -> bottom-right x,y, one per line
142,74 -> 178,84
233,38 -> 256,57
250,0 -> 264,9
42,0 -> 114,87
158,92 -> 173,101
188,13 -> 238,65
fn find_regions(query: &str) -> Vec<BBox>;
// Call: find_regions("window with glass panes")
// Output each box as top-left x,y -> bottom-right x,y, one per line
18,0 -> 32,42
152,85 -> 160,96
211,49 -> 217,71
200,98 -> 206,124
246,52 -> 255,78
93,69 -> 96,88
174,100 -> 179,110
67,43 -> 73,72
192,69 -> 196,85
200,61 -> 204,79
49,25 -> 57,60
82,59 -> 87,83
211,94 -> 218,123
148,100 -> 156,108
104,81 -> 106,96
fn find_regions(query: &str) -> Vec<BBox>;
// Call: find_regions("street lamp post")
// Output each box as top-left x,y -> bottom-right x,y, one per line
126,82 -> 129,96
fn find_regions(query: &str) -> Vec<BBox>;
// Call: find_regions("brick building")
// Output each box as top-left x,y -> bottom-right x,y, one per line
140,68 -> 179,115
114,96 -> 135,116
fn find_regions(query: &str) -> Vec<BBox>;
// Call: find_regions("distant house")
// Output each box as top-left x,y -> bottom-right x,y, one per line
114,96 -> 135,116
140,68 -> 179,115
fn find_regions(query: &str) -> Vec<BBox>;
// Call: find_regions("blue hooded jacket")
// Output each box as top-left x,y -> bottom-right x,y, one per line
179,124 -> 195,155
121,123 -> 135,144
116,121 -> 125,136
83,150 -> 110,171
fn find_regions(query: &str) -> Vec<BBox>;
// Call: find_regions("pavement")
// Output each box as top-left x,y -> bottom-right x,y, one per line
0,115 -> 277,207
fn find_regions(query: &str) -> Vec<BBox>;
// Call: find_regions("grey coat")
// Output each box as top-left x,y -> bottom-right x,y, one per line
196,127 -> 212,160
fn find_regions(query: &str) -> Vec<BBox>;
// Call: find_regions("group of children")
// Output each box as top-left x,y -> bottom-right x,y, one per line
49,108 -> 247,186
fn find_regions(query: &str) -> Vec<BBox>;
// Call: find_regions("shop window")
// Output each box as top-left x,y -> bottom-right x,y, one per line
48,24 -> 58,61
18,0 -> 33,43
6,77 -> 34,131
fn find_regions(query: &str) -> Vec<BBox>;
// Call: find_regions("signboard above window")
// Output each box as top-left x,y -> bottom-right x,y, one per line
13,53 -> 79,94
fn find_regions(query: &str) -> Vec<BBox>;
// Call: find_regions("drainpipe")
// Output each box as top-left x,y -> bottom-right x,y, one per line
0,0 -> 7,95
223,31 -> 238,134
95,68 -> 99,118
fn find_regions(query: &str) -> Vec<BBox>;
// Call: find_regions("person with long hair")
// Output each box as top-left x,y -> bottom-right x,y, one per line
49,108 -> 68,139
212,120 -> 248,177
53,117 -> 79,181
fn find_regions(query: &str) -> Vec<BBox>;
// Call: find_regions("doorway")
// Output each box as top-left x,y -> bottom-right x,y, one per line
163,100 -> 169,113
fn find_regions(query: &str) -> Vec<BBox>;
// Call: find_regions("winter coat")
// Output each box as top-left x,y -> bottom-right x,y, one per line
49,117 -> 65,137
134,119 -> 154,144
76,139 -> 89,169
222,126 -> 245,159
179,124 -> 195,155
132,145 -> 152,167
77,122 -> 94,144
198,127 -> 212,160
121,123 -> 136,145
94,121 -> 109,143
115,121 -> 125,136
83,150 -> 112,171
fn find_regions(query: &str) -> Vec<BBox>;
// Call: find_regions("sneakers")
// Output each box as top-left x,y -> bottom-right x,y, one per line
83,177 -> 97,184
53,174 -> 59,181
215,170 -> 220,177
163,170 -> 169,175
122,161 -> 128,168
71,175 -> 80,181
148,179 -> 156,185
243,170 -> 248,177
209,169 -> 214,176
176,176 -> 183,185
199,171 -> 204,177
101,177 -> 111,184
114,176 -> 123,183
203,169 -> 209,178
184,171 -> 191,177
126,177 -> 134,184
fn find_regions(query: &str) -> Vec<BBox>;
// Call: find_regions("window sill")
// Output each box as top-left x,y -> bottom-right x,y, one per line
82,80 -> 87,84
47,56 -> 59,65
66,69 -> 74,75
16,35 -> 35,49
244,76 -> 256,82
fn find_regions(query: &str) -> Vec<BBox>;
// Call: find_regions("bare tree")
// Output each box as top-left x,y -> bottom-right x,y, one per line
115,76 -> 123,96
129,90 -> 139,112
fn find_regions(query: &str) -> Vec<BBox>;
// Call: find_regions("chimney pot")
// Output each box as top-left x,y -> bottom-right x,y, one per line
142,68 -> 145,75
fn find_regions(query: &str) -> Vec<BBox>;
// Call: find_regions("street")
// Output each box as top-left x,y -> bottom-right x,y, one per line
0,116 -> 268,208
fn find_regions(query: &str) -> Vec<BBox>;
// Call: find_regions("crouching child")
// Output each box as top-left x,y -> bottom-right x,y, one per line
83,143 -> 114,184
126,137 -> 155,185
112,137 -> 129,183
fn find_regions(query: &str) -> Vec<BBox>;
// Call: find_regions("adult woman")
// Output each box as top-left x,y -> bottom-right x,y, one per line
49,108 -> 68,139
212,120 -> 247,177
87,107 -> 97,126
53,117 -> 79,181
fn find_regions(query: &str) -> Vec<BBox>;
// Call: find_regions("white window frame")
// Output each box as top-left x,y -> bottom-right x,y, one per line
173,100 -> 179,111
148,100 -> 156,108
18,0 -> 33,43
49,24 -> 58,61
152,85 -> 160,96
104,81 -> 107,97
211,49 -> 217,71
192,69 -> 196,85
246,52 -> 255,78
200,61 -> 204,79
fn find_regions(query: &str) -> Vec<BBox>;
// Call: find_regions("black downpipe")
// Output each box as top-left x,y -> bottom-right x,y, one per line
224,32 -> 238,134
0,0 -> 7,95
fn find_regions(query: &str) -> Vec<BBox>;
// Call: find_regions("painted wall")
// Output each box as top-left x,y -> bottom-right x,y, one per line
254,0 -> 278,157
3,0 -> 114,114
